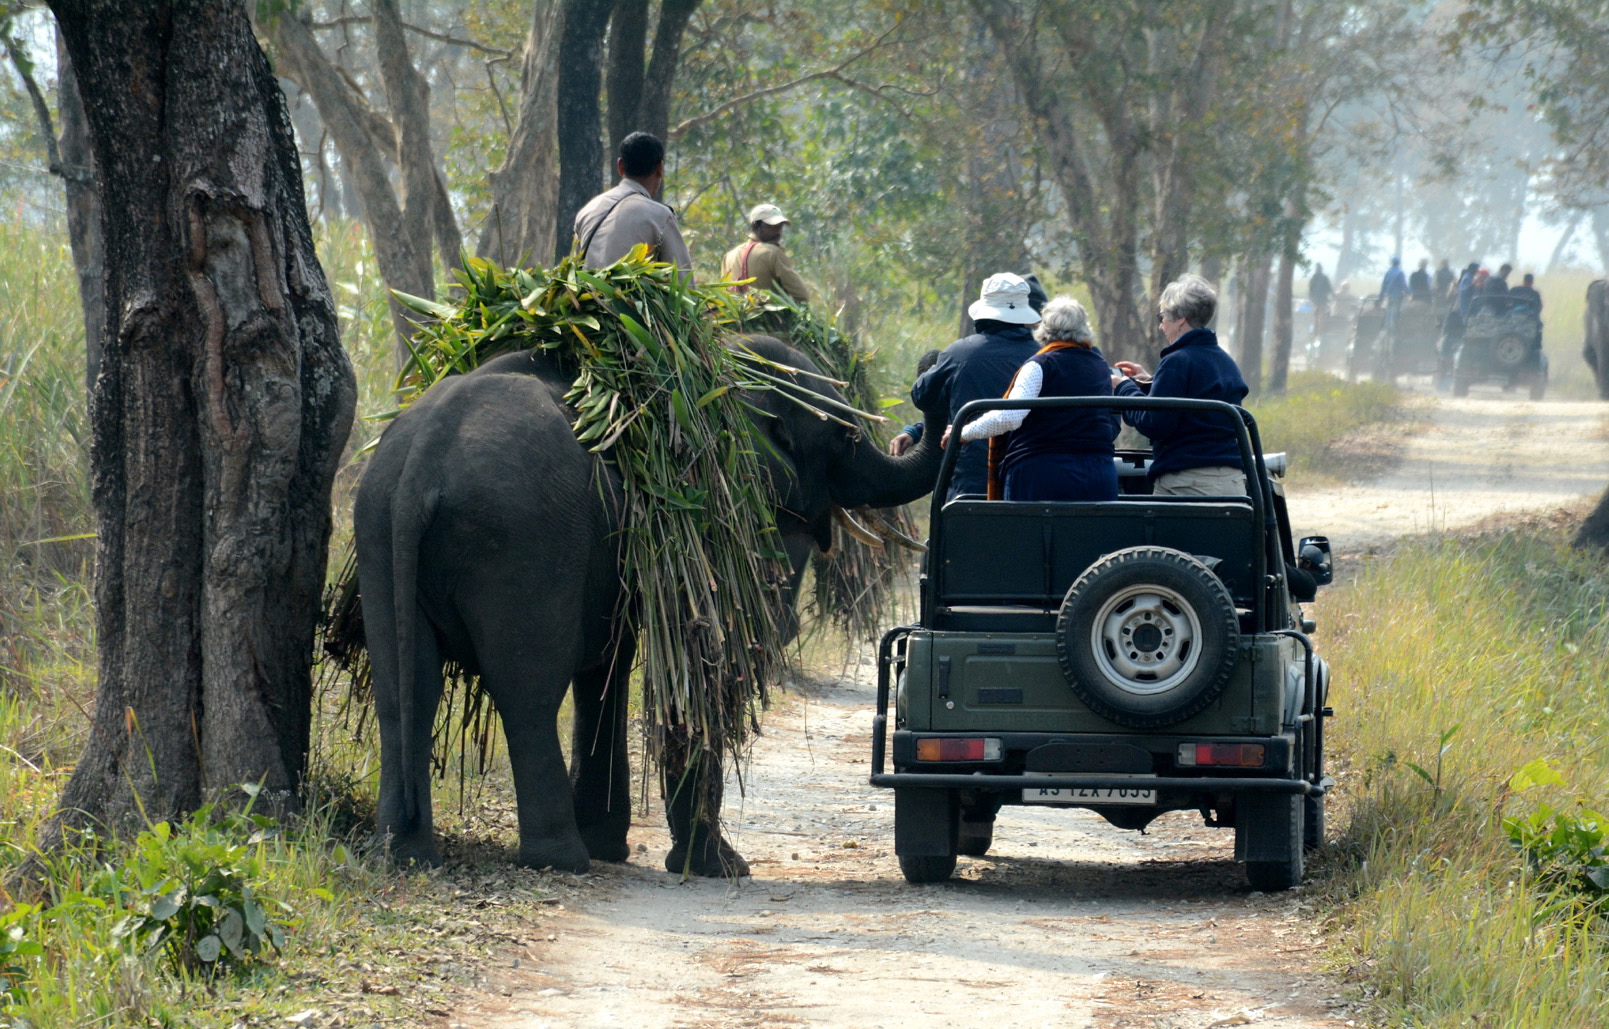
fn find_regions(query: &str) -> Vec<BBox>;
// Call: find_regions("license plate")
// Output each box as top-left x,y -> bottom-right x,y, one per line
1023,775 -> 1156,806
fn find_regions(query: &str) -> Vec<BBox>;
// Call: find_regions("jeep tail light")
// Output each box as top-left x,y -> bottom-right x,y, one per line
915,737 -> 1002,762
1177,743 -> 1266,767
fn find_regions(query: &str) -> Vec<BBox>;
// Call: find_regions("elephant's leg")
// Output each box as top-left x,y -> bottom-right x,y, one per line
662,729 -> 749,878
477,652 -> 591,873
373,614 -> 445,866
570,638 -> 634,862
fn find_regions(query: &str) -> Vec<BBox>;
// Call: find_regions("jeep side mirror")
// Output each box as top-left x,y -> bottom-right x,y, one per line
1298,535 -> 1333,587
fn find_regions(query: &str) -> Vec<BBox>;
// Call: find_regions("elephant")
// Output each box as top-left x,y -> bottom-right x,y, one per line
353,334 -> 945,875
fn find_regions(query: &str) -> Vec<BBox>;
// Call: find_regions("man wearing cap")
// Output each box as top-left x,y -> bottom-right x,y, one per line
888,273 -> 1042,501
573,131 -> 694,276
721,204 -> 809,303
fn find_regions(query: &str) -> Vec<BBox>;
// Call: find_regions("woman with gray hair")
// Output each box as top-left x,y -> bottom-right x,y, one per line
1113,274 -> 1250,496
954,295 -> 1121,501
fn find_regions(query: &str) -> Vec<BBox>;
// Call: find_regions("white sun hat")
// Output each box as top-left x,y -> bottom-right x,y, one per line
747,203 -> 790,226
968,272 -> 1041,325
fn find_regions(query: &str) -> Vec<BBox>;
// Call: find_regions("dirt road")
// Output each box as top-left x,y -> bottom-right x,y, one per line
461,392 -> 1607,1029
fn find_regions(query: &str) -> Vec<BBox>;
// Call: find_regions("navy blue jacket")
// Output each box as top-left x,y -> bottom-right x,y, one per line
908,321 -> 1040,499
1000,346 -> 1119,479
1114,327 -> 1249,480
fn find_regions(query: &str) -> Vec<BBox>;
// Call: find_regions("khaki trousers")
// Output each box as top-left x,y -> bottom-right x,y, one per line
1153,466 -> 1247,497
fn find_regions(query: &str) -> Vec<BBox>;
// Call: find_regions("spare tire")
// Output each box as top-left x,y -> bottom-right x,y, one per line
1056,547 -> 1240,728
1493,334 -> 1529,370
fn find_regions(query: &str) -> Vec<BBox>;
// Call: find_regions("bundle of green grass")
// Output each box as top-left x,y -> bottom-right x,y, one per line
323,246 -> 906,763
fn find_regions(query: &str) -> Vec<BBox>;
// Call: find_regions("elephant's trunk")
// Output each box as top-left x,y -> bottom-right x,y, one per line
831,394 -> 948,511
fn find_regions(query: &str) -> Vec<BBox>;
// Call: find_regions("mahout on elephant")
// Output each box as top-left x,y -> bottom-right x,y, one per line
354,334 -> 944,876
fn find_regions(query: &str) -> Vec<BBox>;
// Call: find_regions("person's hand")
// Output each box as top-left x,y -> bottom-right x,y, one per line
939,425 -> 953,449
1114,360 -> 1151,385
888,432 -> 914,456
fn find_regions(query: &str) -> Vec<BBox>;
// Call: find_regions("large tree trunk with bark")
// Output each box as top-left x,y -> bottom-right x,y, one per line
42,0 -> 356,841
478,1 -> 562,267
555,0 -> 613,262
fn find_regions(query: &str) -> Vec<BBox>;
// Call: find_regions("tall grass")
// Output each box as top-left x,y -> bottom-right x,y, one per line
1248,370 -> 1399,484
1318,527 -> 1609,1026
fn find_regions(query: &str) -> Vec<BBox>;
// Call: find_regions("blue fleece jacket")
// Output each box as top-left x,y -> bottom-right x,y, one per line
907,321 -> 1040,499
1114,327 -> 1249,480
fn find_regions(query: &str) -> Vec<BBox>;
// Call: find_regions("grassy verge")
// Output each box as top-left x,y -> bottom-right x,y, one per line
1314,517 -> 1609,1026
1247,370 -> 1401,485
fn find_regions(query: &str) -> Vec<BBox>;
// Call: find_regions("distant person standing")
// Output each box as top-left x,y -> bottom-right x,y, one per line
573,132 -> 694,277
1308,263 -> 1333,336
1485,262 -> 1513,295
1377,256 -> 1409,334
1456,262 -> 1480,317
1409,259 -> 1433,302
721,203 -> 809,302
1511,272 -> 1542,310
1434,258 -> 1455,299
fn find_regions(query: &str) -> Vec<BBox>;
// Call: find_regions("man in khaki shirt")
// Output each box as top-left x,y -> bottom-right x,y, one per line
721,204 -> 808,303
573,132 -> 693,277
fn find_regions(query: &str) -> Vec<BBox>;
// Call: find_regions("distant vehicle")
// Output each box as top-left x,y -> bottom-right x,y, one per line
1346,295 -> 1443,384
1450,293 -> 1546,399
872,395 -> 1334,892
1305,293 -> 1359,373
1584,279 -> 1609,399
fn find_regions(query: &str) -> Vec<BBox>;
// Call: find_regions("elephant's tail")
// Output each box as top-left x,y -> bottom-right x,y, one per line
392,478 -> 436,832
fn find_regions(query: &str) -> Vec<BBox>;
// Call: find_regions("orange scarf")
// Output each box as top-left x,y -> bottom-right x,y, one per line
985,341 -> 1089,500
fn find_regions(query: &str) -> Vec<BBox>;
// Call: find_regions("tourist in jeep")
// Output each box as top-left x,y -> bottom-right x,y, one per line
1113,275 -> 1250,496
949,296 -> 1120,502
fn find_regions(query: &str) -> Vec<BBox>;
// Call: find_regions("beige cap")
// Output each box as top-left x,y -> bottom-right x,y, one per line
747,203 -> 790,226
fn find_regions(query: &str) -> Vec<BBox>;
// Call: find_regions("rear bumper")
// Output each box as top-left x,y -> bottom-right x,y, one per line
869,771 -> 1319,795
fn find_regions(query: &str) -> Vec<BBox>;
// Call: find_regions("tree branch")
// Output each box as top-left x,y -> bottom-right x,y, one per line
667,23 -> 902,141
2,31 -> 71,179
311,14 -> 513,58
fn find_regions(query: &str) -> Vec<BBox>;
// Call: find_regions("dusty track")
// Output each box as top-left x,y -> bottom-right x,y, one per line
461,391 -> 1608,1029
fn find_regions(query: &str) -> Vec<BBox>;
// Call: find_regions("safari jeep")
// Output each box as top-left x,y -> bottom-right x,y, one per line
871,395 -> 1334,891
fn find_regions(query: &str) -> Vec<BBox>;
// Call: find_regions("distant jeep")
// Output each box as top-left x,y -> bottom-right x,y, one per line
1451,293 -> 1546,399
871,396 -> 1334,892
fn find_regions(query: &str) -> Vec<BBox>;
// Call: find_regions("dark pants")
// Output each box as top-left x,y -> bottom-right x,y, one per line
1003,452 -> 1119,502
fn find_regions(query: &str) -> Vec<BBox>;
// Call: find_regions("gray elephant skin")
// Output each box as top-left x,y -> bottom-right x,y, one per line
354,334 -> 943,875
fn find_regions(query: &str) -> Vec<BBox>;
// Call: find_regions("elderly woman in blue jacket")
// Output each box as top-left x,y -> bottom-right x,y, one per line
1113,274 -> 1250,496
948,296 -> 1121,502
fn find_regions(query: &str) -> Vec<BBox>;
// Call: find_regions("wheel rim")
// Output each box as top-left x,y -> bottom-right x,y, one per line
1089,584 -> 1203,695
1495,336 -> 1527,366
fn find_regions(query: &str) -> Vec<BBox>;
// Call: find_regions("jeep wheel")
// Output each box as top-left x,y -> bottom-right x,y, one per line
899,853 -> 957,884
1493,334 -> 1528,370
1242,793 -> 1306,892
1056,547 -> 1240,728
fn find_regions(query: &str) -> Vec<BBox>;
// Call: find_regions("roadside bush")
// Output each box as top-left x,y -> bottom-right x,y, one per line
1246,370 -> 1398,484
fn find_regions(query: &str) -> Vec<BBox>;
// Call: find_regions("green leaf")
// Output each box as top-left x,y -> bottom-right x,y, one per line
1404,762 -> 1434,785
392,290 -> 458,320
1510,758 -> 1566,792
149,892 -> 182,921
195,935 -> 223,963
218,909 -> 245,956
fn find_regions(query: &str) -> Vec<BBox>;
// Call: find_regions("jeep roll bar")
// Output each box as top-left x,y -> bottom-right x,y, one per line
933,395 -> 1281,633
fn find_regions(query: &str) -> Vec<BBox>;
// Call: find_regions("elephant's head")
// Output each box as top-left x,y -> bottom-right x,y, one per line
736,334 -> 946,553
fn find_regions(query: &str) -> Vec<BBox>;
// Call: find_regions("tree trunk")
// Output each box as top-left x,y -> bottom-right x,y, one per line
478,1 -> 562,268
555,0 -> 613,262
606,0 -> 649,156
1237,254 -> 1271,397
42,0 -> 356,839
638,0 -> 699,145
55,32 -> 105,395
1268,231 -> 1298,393
259,9 -> 434,355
